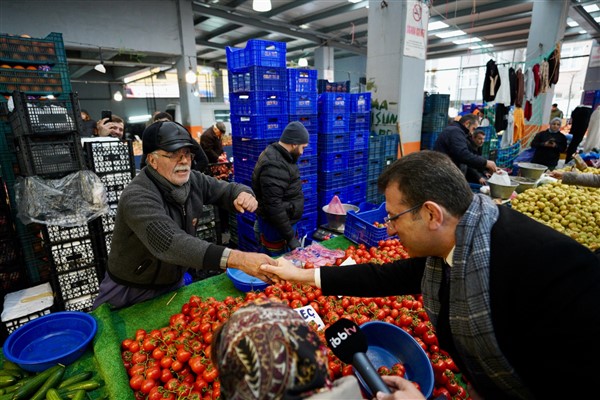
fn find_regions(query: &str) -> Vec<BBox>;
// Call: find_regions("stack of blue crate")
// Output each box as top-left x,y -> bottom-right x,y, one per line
366,133 -> 399,204
316,92 -> 352,226
227,39 -> 288,251
348,92 -> 371,204
288,68 -> 318,243
421,92 -> 450,150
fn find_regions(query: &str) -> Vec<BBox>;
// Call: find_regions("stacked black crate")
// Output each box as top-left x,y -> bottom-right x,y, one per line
0,177 -> 26,297
7,91 -> 106,313
227,40 -> 288,252
421,93 -> 450,150
287,69 -> 318,243
316,93 -> 351,226
348,93 -> 371,205
83,139 -> 136,272
0,33 -> 73,288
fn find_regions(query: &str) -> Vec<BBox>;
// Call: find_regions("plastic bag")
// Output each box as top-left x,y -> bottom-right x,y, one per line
327,195 -> 346,214
15,170 -> 109,227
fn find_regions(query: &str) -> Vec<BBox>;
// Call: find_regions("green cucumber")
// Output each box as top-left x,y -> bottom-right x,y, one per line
11,365 -> 62,400
29,365 -> 65,400
45,388 -> 64,400
57,372 -> 92,389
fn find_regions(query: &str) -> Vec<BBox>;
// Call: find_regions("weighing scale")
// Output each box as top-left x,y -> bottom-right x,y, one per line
312,223 -> 345,241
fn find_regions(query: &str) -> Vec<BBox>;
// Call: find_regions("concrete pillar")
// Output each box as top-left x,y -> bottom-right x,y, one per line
175,0 -> 203,139
314,46 -> 335,82
524,0 -> 569,131
366,0 -> 429,156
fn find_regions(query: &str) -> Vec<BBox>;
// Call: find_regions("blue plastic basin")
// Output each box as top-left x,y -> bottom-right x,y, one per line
226,268 -> 269,292
3,311 -> 97,372
355,321 -> 434,398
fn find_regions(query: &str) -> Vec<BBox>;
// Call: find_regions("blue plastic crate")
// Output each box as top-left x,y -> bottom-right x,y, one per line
301,174 -> 318,199
351,131 -> 369,151
348,149 -> 368,168
366,179 -> 385,204
367,157 -> 383,180
232,137 -> 271,162
383,134 -> 399,157
349,165 -> 367,183
231,114 -> 289,140
287,69 -> 317,92
420,131 -> 439,150
288,92 -> 318,114
317,169 -> 349,189
230,91 -> 287,116
344,202 -> 396,248
297,210 -> 317,233
302,134 -> 318,156
289,115 -> 318,136
298,155 -> 317,175
421,114 -> 448,132
351,93 -> 372,113
318,93 -> 350,114
318,113 -> 349,134
317,79 -> 350,94
423,93 -> 450,115
304,196 -> 318,214
347,182 -> 367,205
350,112 -> 371,132
233,157 -> 256,183
229,66 -> 287,93
317,133 -> 349,153
226,40 -> 287,72
318,150 -> 349,172
369,135 -> 383,157
318,186 -> 351,208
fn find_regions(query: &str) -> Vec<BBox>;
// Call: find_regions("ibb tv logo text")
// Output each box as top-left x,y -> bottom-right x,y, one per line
328,325 -> 357,348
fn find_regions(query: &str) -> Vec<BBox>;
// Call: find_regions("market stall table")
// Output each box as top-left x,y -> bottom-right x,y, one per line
1,236 -> 353,399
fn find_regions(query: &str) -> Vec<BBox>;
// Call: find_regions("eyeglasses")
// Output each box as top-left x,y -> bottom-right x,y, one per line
154,149 -> 195,162
384,203 -> 424,225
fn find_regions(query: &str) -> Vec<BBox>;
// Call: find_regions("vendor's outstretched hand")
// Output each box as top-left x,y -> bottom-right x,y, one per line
260,258 -> 316,286
228,250 -> 278,283
233,192 -> 258,213
376,376 -> 426,400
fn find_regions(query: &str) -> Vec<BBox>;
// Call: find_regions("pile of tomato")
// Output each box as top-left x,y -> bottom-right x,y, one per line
120,239 -> 470,400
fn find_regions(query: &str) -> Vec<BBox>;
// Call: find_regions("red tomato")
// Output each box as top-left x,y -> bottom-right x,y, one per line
176,348 -> 192,363
202,366 -> 218,383
129,374 -> 144,391
377,366 -> 392,375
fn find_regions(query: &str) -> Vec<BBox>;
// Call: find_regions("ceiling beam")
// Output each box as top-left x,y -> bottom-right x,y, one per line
429,0 -> 532,22
290,1 -> 368,26
191,2 -> 366,55
428,23 -> 532,48
200,24 -> 243,40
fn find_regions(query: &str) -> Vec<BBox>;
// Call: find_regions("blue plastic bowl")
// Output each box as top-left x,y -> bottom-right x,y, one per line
355,321 -> 434,398
3,311 -> 97,372
226,268 -> 269,292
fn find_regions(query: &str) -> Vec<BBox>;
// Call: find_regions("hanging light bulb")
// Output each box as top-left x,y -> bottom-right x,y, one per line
185,68 -> 197,84
94,47 -> 106,73
113,90 -> 123,101
252,0 -> 271,12
298,57 -> 308,67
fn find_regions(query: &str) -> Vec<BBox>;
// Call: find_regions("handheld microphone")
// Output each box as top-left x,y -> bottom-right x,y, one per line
324,318 -> 391,395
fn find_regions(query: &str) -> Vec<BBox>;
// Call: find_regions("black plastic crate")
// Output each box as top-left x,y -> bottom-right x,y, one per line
0,265 -> 28,294
84,140 -> 136,176
198,205 -> 216,226
196,224 -> 218,243
0,238 -> 19,268
13,132 -> 86,178
104,232 -> 113,255
54,265 -> 100,302
99,172 -> 133,203
63,295 -> 96,313
9,91 -> 83,136
100,203 -> 118,234
44,224 -> 92,245
2,306 -> 53,334
48,238 -> 97,273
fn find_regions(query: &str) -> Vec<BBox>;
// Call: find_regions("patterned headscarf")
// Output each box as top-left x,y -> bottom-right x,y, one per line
214,299 -> 330,400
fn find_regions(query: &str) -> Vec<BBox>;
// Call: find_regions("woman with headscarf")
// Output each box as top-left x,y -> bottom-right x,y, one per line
530,117 -> 568,170
211,299 -> 425,400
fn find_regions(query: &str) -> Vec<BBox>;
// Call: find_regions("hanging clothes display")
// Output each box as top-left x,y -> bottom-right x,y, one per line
515,68 -> 524,108
495,103 -> 509,132
548,45 -> 561,85
513,107 -> 525,143
501,107 -> 515,148
539,60 -> 549,94
508,67 -> 517,106
482,59 -> 501,102
494,64 -> 511,106
532,64 -> 541,97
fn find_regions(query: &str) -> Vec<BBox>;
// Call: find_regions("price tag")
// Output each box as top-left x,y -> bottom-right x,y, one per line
293,305 -> 325,331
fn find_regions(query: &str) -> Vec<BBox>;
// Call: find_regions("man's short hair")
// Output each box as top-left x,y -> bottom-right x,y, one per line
459,114 -> 478,126
153,112 -> 173,122
111,115 -> 124,124
552,103 -> 558,107
473,130 -> 486,138
378,151 -> 473,218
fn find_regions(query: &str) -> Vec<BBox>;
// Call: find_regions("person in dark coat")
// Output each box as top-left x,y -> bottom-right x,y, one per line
200,122 -> 226,164
530,117 -> 567,169
434,114 -> 498,178
252,121 -> 309,255
565,105 -> 593,163
261,150 -> 600,400
466,130 -> 489,185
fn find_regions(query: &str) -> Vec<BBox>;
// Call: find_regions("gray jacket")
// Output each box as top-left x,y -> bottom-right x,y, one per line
107,168 -> 252,288
561,171 -> 600,188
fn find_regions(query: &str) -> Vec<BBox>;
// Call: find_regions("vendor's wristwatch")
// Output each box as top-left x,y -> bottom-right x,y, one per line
220,248 -> 232,270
